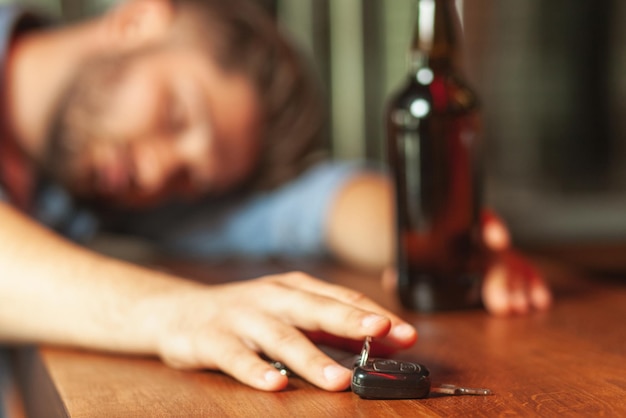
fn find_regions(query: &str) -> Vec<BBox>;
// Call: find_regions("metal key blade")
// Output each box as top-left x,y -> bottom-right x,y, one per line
431,384 -> 492,396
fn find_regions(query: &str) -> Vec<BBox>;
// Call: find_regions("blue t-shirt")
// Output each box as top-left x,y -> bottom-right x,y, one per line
99,161 -> 364,259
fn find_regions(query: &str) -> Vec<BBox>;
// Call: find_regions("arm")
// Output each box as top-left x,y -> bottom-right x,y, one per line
0,202 -> 417,391
325,173 -> 394,272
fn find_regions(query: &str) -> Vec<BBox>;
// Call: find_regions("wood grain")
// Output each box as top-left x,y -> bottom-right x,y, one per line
15,258 -> 626,417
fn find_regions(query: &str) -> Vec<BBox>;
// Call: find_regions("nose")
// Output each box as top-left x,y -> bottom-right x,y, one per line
131,139 -> 188,194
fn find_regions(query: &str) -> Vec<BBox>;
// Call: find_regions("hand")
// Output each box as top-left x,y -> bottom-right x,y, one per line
150,272 -> 417,392
382,209 -> 552,316
480,210 -> 552,315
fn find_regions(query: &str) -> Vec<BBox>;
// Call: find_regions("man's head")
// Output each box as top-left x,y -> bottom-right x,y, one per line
45,0 -> 323,208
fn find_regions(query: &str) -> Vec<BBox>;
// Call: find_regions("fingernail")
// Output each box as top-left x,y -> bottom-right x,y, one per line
264,369 -> 284,384
324,364 -> 349,382
361,314 -> 386,328
391,323 -> 416,339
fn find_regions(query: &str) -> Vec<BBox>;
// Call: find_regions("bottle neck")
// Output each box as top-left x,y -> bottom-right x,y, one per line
409,0 -> 462,72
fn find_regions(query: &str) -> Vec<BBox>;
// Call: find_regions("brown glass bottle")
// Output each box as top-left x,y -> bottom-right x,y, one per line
386,0 -> 484,312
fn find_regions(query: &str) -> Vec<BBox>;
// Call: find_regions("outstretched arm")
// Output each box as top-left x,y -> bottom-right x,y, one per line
0,202 -> 417,391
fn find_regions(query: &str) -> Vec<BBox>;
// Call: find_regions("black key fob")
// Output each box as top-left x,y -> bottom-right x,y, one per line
351,358 -> 431,399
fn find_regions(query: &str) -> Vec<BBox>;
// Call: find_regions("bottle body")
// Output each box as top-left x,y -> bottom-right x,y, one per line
386,66 -> 484,312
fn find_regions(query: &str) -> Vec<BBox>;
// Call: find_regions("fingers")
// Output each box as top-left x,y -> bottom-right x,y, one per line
529,275 -> 552,311
481,262 -> 515,316
201,335 -> 290,391
304,331 -> 400,358
161,315 -> 354,391
270,272 -> 417,349
156,273 -> 416,392
482,251 -> 552,316
160,332 -> 290,391
239,316 -> 353,391
480,209 -> 552,315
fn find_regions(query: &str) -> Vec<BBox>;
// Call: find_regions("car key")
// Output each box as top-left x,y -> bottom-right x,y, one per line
352,357 -> 432,399
351,337 -> 492,400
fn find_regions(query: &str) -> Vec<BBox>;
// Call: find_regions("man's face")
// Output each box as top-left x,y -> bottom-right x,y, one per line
47,43 -> 261,208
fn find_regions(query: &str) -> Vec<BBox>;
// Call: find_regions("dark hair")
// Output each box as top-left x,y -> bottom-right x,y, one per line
173,0 -> 326,192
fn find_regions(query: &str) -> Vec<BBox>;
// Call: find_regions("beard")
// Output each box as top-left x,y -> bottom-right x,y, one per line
45,53 -> 134,204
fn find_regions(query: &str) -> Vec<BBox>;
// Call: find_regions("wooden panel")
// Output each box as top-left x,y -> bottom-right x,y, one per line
15,348 -> 68,418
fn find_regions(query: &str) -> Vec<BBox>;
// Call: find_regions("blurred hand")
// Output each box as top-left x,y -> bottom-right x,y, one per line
152,272 -> 417,392
480,210 -> 552,315
382,209 -> 552,316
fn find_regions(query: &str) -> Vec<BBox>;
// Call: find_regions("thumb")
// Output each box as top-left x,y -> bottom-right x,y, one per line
482,209 -> 511,252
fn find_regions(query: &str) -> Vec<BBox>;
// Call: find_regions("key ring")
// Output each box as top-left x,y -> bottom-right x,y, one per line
359,336 -> 372,366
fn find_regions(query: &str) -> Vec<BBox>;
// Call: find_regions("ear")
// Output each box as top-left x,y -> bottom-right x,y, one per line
104,0 -> 175,48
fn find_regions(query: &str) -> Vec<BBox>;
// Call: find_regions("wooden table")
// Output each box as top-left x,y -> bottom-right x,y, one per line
13,257 -> 626,417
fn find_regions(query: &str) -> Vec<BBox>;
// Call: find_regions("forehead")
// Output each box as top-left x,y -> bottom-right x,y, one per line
168,46 -> 263,189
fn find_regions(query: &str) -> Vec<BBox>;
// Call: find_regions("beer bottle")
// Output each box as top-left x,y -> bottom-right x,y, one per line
386,0 -> 484,311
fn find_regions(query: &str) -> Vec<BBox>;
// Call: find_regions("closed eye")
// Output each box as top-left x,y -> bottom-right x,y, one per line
161,90 -> 189,135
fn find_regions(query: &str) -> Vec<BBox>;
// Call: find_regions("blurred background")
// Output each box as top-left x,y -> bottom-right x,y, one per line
6,0 -> 626,270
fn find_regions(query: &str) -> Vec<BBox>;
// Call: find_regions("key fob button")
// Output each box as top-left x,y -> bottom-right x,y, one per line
400,362 -> 418,373
372,359 -> 420,373
373,359 -> 401,372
